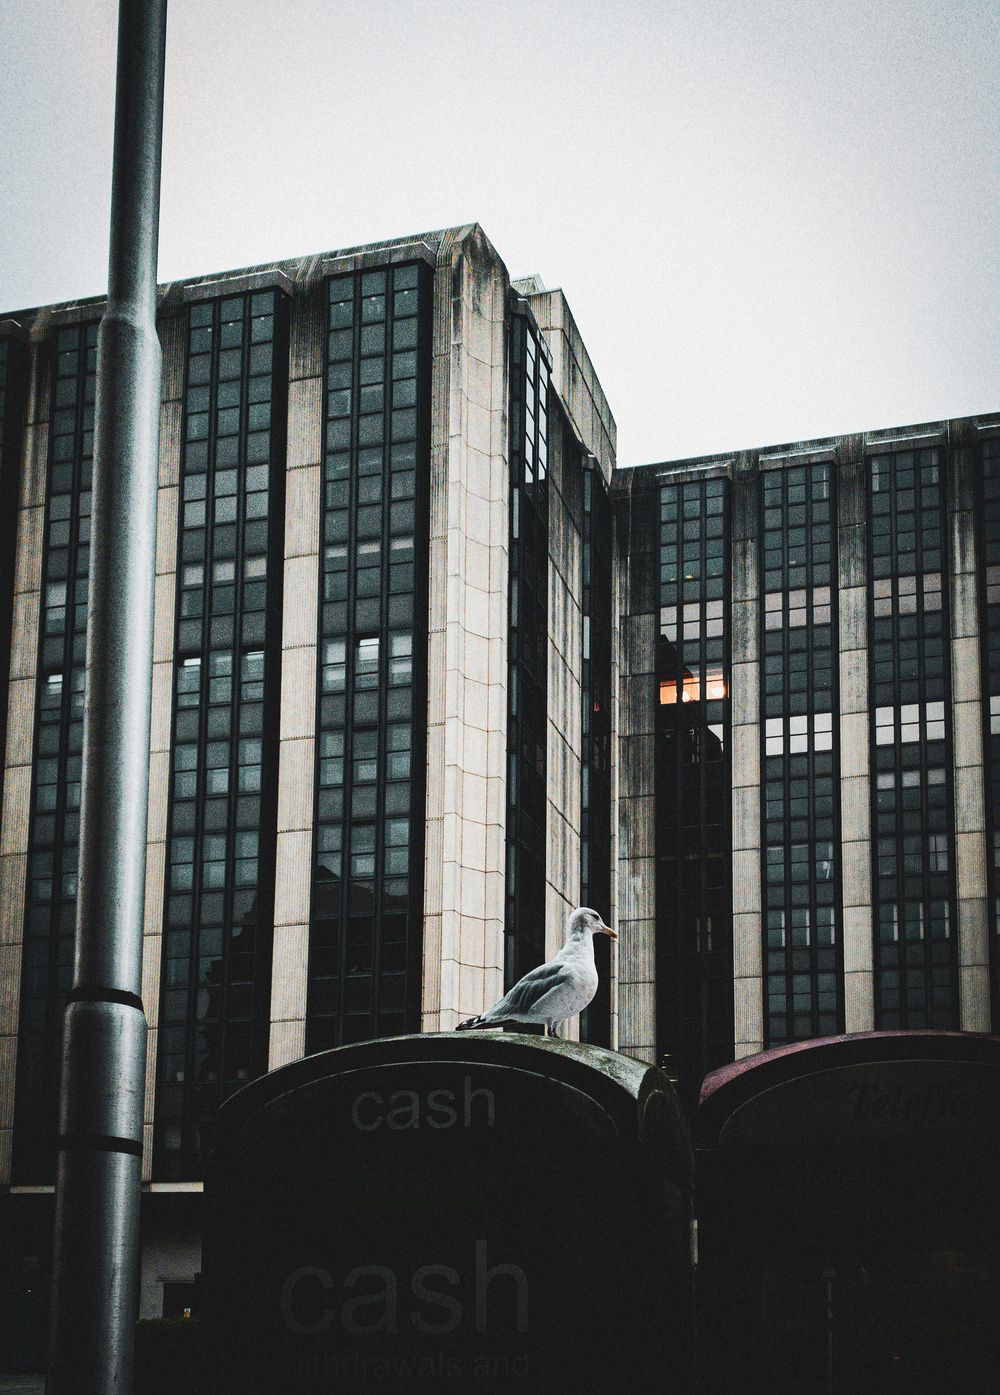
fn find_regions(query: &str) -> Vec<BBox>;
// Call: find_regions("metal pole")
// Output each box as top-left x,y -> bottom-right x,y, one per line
48,3 -> 167,1392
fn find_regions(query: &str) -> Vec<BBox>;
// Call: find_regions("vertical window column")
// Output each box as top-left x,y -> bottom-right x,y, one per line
759,463 -> 841,1045
13,322 -> 96,1181
868,448 -> 958,1029
155,290 -> 288,1180
655,476 -> 731,1102
307,261 -> 429,1051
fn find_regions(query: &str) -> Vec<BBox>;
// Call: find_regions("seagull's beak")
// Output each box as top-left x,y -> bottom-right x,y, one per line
596,922 -> 617,939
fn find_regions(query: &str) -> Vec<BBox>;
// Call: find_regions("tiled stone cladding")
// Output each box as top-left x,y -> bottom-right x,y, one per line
140,309 -> 184,1176
730,455 -> 764,1057
268,279 -> 323,1069
422,227 -> 511,1029
0,326 -> 47,1183
945,429 -> 989,1030
612,468 -> 657,1063
836,442 -> 874,1031
0,333 -> 28,856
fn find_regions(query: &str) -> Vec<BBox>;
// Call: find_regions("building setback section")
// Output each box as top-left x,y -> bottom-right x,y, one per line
617,416 -> 998,1101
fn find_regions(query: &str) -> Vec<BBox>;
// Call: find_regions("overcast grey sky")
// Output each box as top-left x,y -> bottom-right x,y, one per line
2,0 -> 997,464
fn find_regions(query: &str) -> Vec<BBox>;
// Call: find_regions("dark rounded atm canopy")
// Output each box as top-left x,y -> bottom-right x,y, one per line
695,1029 -> 1000,1149
213,1031 -> 694,1185
204,1033 -> 695,1395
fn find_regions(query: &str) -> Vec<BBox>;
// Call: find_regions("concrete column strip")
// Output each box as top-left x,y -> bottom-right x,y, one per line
949,442 -> 990,1031
140,311 -> 184,1175
422,227 -> 509,1030
731,459 -> 762,1056
268,334 -> 323,1068
837,449 -> 874,1031
0,334 -> 49,1183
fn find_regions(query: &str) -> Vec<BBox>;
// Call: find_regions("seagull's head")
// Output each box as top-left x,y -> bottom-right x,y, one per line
569,907 -> 617,940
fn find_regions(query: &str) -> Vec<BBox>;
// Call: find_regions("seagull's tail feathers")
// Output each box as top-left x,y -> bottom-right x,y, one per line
455,1014 -> 483,1031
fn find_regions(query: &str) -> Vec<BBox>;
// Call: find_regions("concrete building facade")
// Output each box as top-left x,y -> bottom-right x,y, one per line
616,420 -> 1000,1103
0,223 -> 997,1353
0,227 -> 615,1330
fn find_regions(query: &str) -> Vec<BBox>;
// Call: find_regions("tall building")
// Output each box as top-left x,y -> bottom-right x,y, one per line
0,220 -> 997,1353
0,226 -> 616,1328
615,421 -> 999,1104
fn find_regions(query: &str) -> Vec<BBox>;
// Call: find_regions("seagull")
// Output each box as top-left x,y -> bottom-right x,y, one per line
456,907 -> 616,1038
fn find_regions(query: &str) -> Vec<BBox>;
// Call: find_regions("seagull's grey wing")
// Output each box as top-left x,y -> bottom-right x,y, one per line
498,959 -> 570,1015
